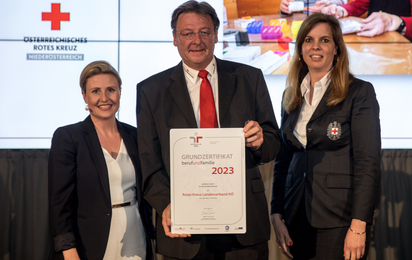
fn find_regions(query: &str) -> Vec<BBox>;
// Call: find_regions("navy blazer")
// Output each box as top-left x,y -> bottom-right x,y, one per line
271,78 -> 381,228
136,58 -> 281,259
48,116 -> 154,260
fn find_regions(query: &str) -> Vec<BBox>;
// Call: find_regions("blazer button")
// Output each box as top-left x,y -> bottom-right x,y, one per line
307,128 -> 313,133
303,172 -> 306,177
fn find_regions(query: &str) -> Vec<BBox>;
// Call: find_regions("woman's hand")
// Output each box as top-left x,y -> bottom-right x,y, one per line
271,214 -> 294,259
343,219 -> 367,260
308,0 -> 331,13
280,0 -> 294,14
357,12 -> 402,37
321,4 -> 347,18
62,248 -> 80,260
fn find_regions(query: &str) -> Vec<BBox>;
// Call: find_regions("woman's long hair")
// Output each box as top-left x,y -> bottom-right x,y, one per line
283,13 -> 353,113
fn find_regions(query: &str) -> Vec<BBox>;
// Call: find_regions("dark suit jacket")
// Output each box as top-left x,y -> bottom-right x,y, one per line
48,116 -> 154,260
271,78 -> 381,228
136,58 -> 281,259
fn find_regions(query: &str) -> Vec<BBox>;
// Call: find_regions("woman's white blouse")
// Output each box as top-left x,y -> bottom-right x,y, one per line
293,72 -> 331,148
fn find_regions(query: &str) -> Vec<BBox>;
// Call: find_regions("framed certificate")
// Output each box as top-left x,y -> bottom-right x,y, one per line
170,128 -> 246,234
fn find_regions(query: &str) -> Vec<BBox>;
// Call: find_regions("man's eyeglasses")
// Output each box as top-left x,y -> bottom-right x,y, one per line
174,29 -> 214,40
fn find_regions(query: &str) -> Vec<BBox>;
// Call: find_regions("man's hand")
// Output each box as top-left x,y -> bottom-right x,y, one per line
162,204 -> 191,238
357,11 -> 402,37
243,120 -> 263,150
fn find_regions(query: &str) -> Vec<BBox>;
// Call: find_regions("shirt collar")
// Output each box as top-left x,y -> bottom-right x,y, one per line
183,57 -> 217,85
300,70 -> 332,97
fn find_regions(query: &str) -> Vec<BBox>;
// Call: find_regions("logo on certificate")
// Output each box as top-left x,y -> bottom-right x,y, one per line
190,133 -> 203,147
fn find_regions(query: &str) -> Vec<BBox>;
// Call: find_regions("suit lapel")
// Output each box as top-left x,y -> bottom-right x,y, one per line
283,107 -> 303,149
309,87 -> 332,123
216,59 -> 236,127
168,63 -> 197,128
82,116 -> 111,203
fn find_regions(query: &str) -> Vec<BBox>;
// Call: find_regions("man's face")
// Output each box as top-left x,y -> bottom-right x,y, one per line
173,12 -> 218,71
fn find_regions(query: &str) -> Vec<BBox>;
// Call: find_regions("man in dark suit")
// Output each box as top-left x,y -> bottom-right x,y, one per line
136,1 -> 281,259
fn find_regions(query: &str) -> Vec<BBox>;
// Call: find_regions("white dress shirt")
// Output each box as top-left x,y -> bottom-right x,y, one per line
293,71 -> 332,148
182,57 -> 220,128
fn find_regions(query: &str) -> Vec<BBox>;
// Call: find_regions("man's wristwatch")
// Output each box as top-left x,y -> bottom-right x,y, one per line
396,18 -> 406,34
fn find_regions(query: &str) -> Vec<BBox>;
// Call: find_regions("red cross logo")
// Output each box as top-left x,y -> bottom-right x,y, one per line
332,128 -> 338,135
42,3 -> 70,30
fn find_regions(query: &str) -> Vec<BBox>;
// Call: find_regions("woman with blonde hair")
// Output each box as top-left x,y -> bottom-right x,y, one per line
48,61 -> 154,260
271,13 -> 381,260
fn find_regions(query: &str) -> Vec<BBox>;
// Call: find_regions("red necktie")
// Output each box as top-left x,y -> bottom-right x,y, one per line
198,70 -> 218,128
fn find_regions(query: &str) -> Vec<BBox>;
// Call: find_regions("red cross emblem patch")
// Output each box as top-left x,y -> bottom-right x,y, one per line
327,121 -> 342,141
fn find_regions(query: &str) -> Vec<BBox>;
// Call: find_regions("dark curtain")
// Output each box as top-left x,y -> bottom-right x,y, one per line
0,149 -> 411,260
0,150 -> 51,260
369,149 -> 412,260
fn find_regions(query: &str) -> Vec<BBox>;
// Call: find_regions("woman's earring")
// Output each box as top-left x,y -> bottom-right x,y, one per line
85,104 -> 89,111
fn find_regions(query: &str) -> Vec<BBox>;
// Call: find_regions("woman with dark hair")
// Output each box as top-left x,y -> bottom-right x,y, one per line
271,13 -> 381,260
48,61 -> 154,260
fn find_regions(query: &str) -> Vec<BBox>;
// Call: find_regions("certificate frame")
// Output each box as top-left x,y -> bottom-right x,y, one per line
170,128 -> 246,234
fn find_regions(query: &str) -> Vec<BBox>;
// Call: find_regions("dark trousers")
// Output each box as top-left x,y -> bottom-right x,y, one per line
163,235 -> 268,260
287,199 -> 372,260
